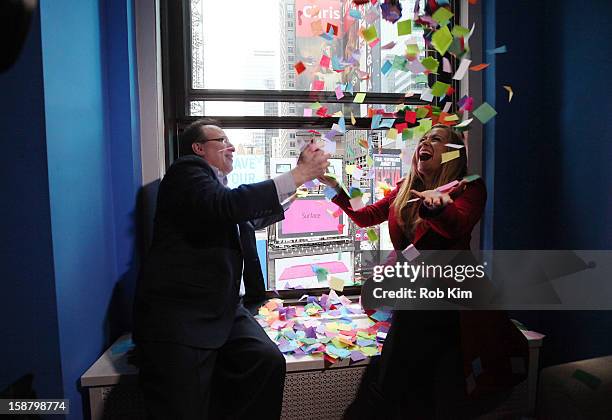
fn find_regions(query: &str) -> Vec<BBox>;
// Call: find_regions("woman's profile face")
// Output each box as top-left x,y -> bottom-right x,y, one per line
416,127 -> 452,177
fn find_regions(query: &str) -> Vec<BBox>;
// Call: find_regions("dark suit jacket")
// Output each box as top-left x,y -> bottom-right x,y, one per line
133,155 -> 283,348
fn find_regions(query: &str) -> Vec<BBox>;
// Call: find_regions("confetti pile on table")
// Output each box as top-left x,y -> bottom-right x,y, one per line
256,290 -> 392,364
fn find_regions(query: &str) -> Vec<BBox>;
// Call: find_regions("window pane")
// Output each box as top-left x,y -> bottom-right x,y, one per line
189,101 -> 418,117
189,125 -> 415,291
191,0 -> 427,93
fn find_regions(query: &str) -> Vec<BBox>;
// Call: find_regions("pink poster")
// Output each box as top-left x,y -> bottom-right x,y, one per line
296,0 -> 343,38
281,198 -> 340,234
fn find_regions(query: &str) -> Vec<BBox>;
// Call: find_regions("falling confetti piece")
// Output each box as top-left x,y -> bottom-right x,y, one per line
503,85 -> 514,102
469,63 -> 490,71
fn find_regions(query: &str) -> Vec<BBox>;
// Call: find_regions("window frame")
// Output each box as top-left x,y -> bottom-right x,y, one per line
161,0 -> 464,298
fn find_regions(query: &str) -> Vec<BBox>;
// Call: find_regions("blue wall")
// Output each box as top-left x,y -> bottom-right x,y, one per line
1,1 -> 141,418
483,0 -> 612,366
0,6 -> 64,401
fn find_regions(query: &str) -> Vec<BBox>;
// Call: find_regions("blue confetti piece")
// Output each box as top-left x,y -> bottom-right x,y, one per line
381,60 -> 392,75
332,55 -> 345,71
349,9 -> 362,19
323,186 -> 338,200
379,118 -> 395,129
371,114 -> 383,129
486,45 -> 507,55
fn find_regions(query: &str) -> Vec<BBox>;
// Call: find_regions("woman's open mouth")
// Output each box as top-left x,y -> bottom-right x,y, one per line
419,150 -> 433,161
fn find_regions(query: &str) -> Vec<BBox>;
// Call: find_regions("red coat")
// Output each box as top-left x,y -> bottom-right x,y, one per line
332,178 -> 486,251
332,178 -> 529,398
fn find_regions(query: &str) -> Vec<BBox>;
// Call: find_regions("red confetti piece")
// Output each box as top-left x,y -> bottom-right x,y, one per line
469,63 -> 490,71
326,23 -> 338,36
294,61 -> 306,75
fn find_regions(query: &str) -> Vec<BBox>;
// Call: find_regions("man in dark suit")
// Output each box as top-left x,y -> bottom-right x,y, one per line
133,119 -> 330,419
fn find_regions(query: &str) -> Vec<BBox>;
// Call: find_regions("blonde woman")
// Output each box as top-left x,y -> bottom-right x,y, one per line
320,125 -> 528,418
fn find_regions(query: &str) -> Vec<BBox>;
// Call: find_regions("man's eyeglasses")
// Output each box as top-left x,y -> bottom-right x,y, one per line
197,137 -> 232,146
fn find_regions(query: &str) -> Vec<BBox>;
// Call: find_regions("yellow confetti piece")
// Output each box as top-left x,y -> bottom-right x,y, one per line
503,85 -> 514,102
377,181 -> 391,192
441,150 -> 460,163
353,92 -> 366,103
387,128 -> 398,140
351,111 -> 356,125
305,307 -> 318,315
326,322 -> 339,331
337,335 -> 354,346
331,337 -> 349,348
360,347 -> 379,356
345,164 -> 356,175
336,323 -> 352,331
329,276 -> 345,292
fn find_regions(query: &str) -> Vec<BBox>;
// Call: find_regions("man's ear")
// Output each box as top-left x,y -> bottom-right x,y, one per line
192,142 -> 205,157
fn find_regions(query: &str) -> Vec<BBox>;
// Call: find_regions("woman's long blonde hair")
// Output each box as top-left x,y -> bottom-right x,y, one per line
393,124 -> 468,239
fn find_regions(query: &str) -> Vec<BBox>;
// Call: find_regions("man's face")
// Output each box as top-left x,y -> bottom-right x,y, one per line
193,126 -> 235,174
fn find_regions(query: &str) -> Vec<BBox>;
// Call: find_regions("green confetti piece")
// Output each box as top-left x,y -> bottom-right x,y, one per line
392,55 -> 407,70
473,102 -> 498,124
406,43 -> 420,57
316,268 -> 329,282
451,24 -> 471,37
397,19 -> 412,36
349,187 -> 364,198
421,56 -> 439,73
402,128 -> 411,141
362,25 -> 378,42
572,369 -> 602,390
463,174 -> 481,183
432,7 -> 454,25
432,25 -> 453,56
366,228 -> 379,242
415,107 -> 429,119
415,74 -> 428,84
310,102 -> 322,110
431,81 -> 450,97
418,118 -> 432,132
449,36 -> 466,57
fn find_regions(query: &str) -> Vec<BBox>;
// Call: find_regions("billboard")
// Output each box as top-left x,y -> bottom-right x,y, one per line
296,0 -> 343,38
279,195 -> 345,238
373,153 -> 403,199
226,155 -> 266,188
